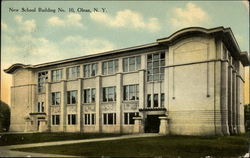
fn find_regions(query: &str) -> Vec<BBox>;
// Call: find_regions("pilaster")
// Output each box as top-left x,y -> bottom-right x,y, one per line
228,55 -> 233,134
232,69 -> 237,134
79,65 -> 83,78
159,116 -> 169,135
95,76 -> 102,132
77,78 -> 82,132
236,72 -> 241,134
45,82 -> 51,131
133,117 -> 143,133
220,47 -> 229,135
31,85 -> 36,113
116,73 -> 122,133
139,70 -> 145,109
60,81 -> 66,132
214,41 -> 223,135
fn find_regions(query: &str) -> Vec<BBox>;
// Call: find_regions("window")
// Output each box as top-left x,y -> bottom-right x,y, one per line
103,113 -> 116,125
147,94 -> 151,107
161,93 -> 165,107
68,114 -> 76,125
38,71 -> 48,93
147,51 -> 165,81
67,91 -> 77,104
84,113 -> 96,125
92,64 -> 97,76
83,89 -> 91,103
52,69 -> 62,82
37,102 -> 44,112
83,88 -> 95,103
154,94 -> 159,107
84,63 -> 98,77
91,89 -> 96,103
52,115 -> 60,125
123,56 -> 141,72
102,60 -> 118,75
103,87 -> 116,102
67,66 -> 80,79
123,84 -> 139,101
52,92 -> 60,105
124,112 -> 139,125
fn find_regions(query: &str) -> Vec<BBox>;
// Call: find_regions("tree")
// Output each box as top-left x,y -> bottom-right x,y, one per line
0,101 -> 10,132
244,104 -> 250,132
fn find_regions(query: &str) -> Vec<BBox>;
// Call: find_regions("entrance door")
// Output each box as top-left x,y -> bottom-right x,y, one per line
145,115 -> 160,133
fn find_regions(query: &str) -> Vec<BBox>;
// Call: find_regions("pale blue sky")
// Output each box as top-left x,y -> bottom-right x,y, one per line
1,1 -> 249,103
1,1 -> 249,67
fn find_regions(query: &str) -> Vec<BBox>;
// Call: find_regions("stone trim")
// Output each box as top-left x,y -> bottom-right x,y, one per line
11,84 -> 36,88
164,59 -> 224,68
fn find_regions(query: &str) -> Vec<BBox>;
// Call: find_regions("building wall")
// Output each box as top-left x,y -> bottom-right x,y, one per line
166,36 -> 219,135
8,34 -> 246,135
10,69 -> 36,132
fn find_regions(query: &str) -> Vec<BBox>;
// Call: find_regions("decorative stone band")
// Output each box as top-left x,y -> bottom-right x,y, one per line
11,84 -> 37,88
164,59 -> 229,68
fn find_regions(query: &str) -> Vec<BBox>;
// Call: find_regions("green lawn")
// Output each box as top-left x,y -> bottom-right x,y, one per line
0,132 -> 123,146
15,134 -> 249,157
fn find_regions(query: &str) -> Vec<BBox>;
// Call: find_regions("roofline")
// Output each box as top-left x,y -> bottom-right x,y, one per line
157,26 -> 225,43
4,26 -> 249,74
33,42 -> 158,68
4,63 -> 33,74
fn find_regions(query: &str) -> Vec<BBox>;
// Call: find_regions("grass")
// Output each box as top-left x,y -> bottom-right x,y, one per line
0,132 -> 123,146
14,134 -> 250,157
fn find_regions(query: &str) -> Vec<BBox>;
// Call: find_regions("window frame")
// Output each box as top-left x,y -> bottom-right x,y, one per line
147,51 -> 165,82
161,93 -> 165,107
37,102 -> 44,112
38,71 -> 48,93
82,88 -> 96,104
84,113 -> 96,125
51,115 -> 60,125
67,66 -> 80,80
123,84 -> 139,101
124,112 -> 139,125
103,113 -> 116,125
84,63 -> 98,78
102,86 -> 116,102
68,114 -> 76,125
102,59 -> 118,75
153,94 -> 159,107
67,90 -> 77,105
51,92 -> 61,106
123,56 -> 141,72
52,69 -> 62,82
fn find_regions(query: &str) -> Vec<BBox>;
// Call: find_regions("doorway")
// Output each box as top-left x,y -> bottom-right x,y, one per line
145,115 -> 160,133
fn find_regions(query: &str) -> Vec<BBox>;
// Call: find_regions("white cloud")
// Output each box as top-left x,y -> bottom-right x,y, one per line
14,15 -> 36,33
90,9 -> 161,32
2,33 -> 115,67
170,3 -> 209,29
48,16 -> 65,26
242,0 -> 249,11
62,36 -> 115,55
48,13 -> 83,27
